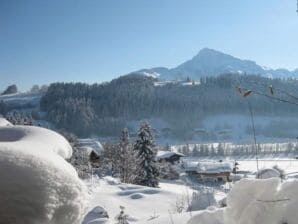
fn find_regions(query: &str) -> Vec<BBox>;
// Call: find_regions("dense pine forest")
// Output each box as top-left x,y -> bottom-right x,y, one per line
40,73 -> 298,137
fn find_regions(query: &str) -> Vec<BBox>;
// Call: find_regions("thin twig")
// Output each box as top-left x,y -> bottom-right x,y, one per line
257,198 -> 290,203
248,101 -> 259,172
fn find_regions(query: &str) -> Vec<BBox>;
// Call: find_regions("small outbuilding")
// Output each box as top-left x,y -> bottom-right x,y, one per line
77,139 -> 104,165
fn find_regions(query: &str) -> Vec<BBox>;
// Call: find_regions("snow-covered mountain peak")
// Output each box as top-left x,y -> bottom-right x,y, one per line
132,48 -> 297,80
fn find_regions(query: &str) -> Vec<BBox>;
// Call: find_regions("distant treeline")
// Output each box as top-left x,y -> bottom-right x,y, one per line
40,73 -> 298,137
177,142 -> 298,157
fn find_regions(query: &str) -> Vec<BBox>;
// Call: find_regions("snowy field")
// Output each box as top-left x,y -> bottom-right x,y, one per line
237,159 -> 298,174
84,177 -> 225,224
184,157 -> 298,174
86,178 -> 195,223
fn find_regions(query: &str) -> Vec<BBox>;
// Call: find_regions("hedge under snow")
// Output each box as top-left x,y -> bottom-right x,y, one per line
0,124 -> 87,224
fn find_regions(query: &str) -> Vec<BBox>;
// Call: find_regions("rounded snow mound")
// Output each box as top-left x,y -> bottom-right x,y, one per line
225,178 -> 298,224
130,193 -> 145,199
0,126 -> 87,224
0,117 -> 12,127
0,125 -> 72,159
82,206 -> 109,224
256,168 -> 280,179
187,208 -> 223,224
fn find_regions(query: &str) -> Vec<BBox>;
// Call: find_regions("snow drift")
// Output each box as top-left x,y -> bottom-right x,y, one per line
0,125 -> 72,158
187,208 -> 224,224
0,125 -> 87,224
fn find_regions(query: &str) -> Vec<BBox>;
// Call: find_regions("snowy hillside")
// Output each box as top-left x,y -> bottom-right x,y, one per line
0,92 -> 42,106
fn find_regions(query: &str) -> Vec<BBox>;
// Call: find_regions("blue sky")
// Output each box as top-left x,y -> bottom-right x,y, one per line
1,0 -> 298,91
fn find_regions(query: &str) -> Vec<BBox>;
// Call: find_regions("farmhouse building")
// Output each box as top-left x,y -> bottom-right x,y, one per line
184,161 -> 233,182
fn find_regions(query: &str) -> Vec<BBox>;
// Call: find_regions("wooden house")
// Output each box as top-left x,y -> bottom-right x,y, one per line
184,161 -> 233,182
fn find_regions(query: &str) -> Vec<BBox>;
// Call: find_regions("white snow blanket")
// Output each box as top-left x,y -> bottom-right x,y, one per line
157,151 -> 184,159
256,168 -> 280,179
0,117 -> 12,127
225,178 -> 298,224
0,125 -> 87,224
187,208 -> 224,224
78,138 -> 104,156
0,125 -> 72,158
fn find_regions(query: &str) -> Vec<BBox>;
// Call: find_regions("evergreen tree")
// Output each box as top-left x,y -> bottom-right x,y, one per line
119,128 -> 136,184
101,143 -> 121,176
210,144 -> 216,156
133,122 -> 159,187
1,84 -> 17,95
217,143 -> 225,156
192,145 -> 200,157
164,143 -> 171,151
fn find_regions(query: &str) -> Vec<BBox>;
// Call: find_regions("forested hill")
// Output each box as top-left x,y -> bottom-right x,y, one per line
40,74 -> 298,138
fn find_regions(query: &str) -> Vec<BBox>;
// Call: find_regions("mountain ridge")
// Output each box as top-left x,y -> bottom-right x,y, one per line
134,48 -> 298,80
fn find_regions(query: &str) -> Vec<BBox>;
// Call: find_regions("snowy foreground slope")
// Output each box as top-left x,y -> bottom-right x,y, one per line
0,123 -> 87,224
85,177 -> 298,224
83,177 -> 207,224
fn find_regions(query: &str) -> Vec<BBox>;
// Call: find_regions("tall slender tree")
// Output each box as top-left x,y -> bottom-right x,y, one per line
133,122 -> 159,187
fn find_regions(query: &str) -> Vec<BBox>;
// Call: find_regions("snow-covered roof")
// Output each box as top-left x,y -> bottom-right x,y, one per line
157,151 -> 185,159
197,161 -> 233,174
184,161 -> 200,171
184,160 -> 233,173
78,138 -> 104,156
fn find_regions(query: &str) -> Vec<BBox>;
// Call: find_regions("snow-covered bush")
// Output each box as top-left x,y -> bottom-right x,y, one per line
225,178 -> 298,224
69,145 -> 92,179
218,197 -> 227,208
256,168 -> 280,179
115,206 -> 130,224
187,191 -> 216,212
273,165 -> 285,179
0,125 -> 87,224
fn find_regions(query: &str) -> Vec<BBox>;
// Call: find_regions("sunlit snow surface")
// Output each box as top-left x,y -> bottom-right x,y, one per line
0,117 -> 12,127
225,178 -> 298,224
0,123 -> 87,224
85,176 -> 298,224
